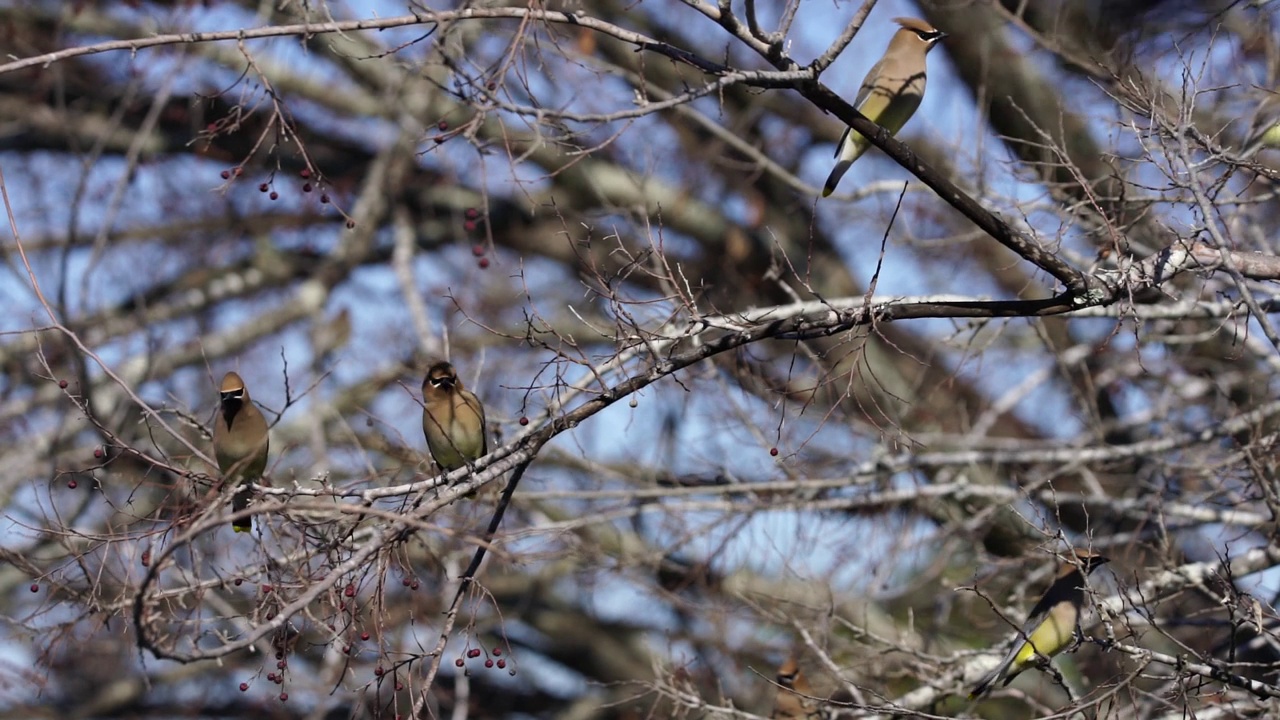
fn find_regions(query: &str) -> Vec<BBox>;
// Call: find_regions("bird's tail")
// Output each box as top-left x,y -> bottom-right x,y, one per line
232,483 -> 253,533
821,134 -> 870,197
968,664 -> 1004,700
822,160 -> 853,197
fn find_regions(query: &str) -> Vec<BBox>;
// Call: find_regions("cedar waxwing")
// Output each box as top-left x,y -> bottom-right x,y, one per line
1245,122 -> 1280,156
822,17 -> 947,197
969,550 -> 1110,698
771,655 -> 821,719
1242,94 -> 1280,157
422,361 -> 487,472
212,371 -> 269,533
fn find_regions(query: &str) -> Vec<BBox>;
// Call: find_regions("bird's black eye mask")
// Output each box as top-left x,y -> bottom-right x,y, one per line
220,391 -> 244,423
220,390 -> 244,404
430,376 -> 454,389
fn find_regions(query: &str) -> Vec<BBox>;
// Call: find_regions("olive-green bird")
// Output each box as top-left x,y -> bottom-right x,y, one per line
822,17 -> 947,197
422,361 -> 487,472
771,655 -> 821,719
1244,120 -> 1280,156
212,371 -> 269,533
969,550 -> 1110,698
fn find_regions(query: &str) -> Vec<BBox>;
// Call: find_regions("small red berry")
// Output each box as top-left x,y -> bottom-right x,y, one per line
465,207 -> 479,220
497,659 -> 506,669
220,170 -> 230,179
395,682 -> 403,691
410,581 -> 419,590
302,183 -> 312,193
320,194 -> 330,204
261,584 -> 273,593
269,191 -> 279,200
279,692 -> 288,701
769,447 -> 779,456
94,447 -> 104,459
493,648 -> 502,656
240,682 -> 249,692
275,651 -> 283,660
471,244 -> 485,257
277,660 -> 286,669
484,659 -> 493,668
401,577 -> 411,587
455,658 -> 464,667
267,673 -> 276,682
141,549 -> 150,566
234,578 -> 242,586
361,632 -> 370,641
519,417 -> 529,426
29,584 -> 38,593
259,183 -> 269,192
463,220 -> 477,232
67,480 -> 77,489
433,136 -> 445,144
487,81 -> 497,91
467,648 -> 481,658
299,169 -> 311,179
275,675 -> 283,685
233,168 -> 243,177
437,120 -> 448,131
342,645 -> 351,654
58,379 -> 67,389
344,584 -> 355,597
374,666 -> 384,677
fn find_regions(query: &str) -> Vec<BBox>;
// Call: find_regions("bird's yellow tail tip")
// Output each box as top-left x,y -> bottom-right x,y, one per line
233,525 -> 251,534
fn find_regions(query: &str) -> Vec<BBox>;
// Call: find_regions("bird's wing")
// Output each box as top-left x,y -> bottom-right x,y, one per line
853,57 -> 887,109
830,58 -> 886,159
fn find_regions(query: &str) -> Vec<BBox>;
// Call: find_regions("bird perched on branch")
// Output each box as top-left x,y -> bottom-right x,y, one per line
969,549 -> 1110,698
212,371 -> 269,533
822,17 -> 947,197
771,655 -> 822,719
422,361 -> 488,474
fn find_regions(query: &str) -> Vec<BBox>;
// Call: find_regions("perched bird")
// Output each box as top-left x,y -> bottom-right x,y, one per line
969,550 -> 1110,698
771,655 -> 822,719
822,17 -> 947,197
212,371 -> 270,533
1244,120 -> 1280,157
422,361 -> 487,472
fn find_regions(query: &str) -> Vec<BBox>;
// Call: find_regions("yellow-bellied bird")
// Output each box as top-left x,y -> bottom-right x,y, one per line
822,17 -> 947,197
772,655 -> 821,719
212,371 -> 269,533
422,361 -> 487,472
1245,118 -> 1280,157
969,550 -> 1110,698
